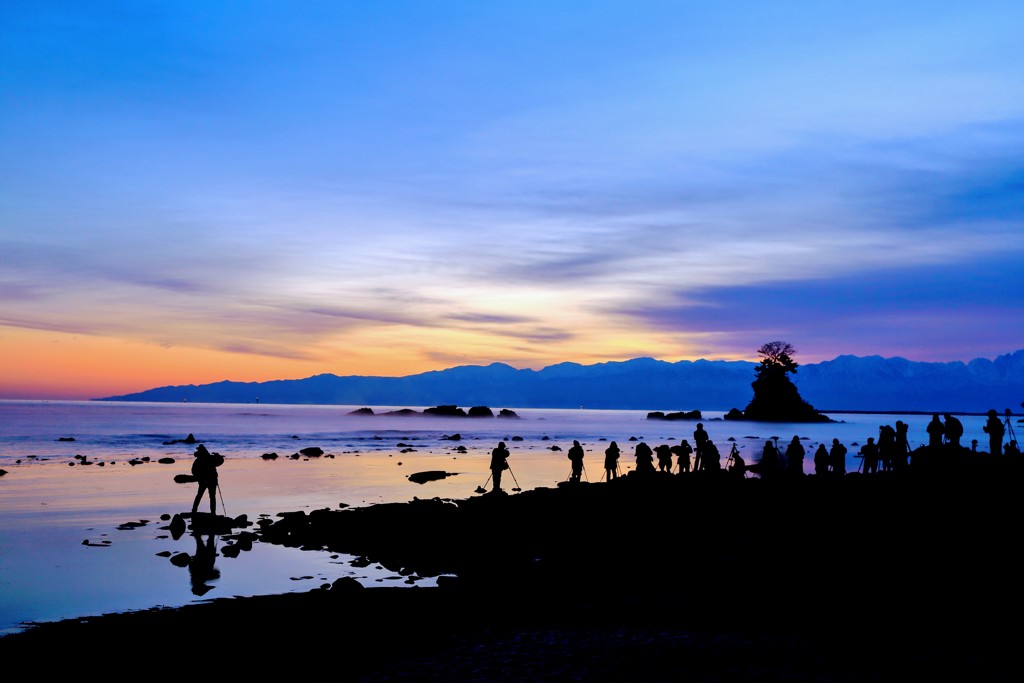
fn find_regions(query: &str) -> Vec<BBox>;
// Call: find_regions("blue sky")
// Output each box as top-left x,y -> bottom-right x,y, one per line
2,1 -> 1023,397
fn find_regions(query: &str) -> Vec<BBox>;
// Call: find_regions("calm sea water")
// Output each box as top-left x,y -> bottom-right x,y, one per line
0,400 -> 1007,635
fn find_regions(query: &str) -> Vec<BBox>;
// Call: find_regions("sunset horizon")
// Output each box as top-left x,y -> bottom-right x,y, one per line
3,2 -> 1022,401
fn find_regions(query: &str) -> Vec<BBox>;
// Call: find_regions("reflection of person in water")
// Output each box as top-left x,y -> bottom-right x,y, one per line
604,441 -> 620,480
189,533 -> 221,596
191,444 -> 223,515
490,441 -> 510,493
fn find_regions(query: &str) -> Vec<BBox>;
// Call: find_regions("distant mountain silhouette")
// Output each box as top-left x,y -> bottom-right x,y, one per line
96,351 -> 1024,414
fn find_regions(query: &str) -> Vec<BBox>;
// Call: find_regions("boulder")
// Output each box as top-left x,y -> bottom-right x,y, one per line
407,471 -> 457,484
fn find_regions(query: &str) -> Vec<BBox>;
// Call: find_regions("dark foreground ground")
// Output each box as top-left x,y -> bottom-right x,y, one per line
2,450 -> 1021,682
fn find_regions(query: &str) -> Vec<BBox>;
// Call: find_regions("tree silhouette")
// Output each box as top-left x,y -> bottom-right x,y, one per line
742,341 -> 831,422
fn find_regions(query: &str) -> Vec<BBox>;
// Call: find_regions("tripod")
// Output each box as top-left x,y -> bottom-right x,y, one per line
1003,411 -> 1018,444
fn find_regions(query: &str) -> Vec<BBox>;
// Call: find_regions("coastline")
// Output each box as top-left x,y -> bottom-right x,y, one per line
2,459 -> 1020,681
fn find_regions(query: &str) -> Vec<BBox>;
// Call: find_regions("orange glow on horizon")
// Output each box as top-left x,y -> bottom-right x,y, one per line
0,324 -> 749,401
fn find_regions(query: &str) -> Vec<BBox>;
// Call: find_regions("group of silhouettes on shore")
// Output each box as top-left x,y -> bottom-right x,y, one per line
485,409 -> 1021,493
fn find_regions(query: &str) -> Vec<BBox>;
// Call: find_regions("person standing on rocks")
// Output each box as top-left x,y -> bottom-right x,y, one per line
191,444 -> 224,515
567,440 -> 585,482
655,443 -> 674,473
674,439 -> 693,474
814,443 -> 830,475
943,414 -> 964,448
983,410 -> 1005,457
785,436 -> 805,477
604,441 -> 621,480
489,441 -> 510,493
927,414 -> 945,449
633,441 -> 656,475
693,423 -> 709,471
829,438 -> 848,476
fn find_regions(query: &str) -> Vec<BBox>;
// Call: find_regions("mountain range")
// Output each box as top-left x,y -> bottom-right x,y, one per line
98,350 -> 1024,414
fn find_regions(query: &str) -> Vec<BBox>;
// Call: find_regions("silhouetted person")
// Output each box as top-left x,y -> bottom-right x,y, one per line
1005,440 -> 1021,457
567,440 -> 585,482
756,439 -> 782,479
655,443 -> 674,473
604,441 -> 621,480
971,439 -> 979,452
878,424 -> 897,472
188,532 -> 220,596
693,423 -> 709,471
814,444 -> 829,475
983,409 -> 1005,457
785,436 -> 805,477
926,414 -> 944,448
703,440 -> 721,471
727,444 -> 745,478
895,420 -> 911,468
830,438 -> 847,476
490,441 -> 510,493
859,437 -> 879,474
674,439 -> 693,474
634,441 -> 655,475
943,414 -> 963,448
191,444 -> 223,515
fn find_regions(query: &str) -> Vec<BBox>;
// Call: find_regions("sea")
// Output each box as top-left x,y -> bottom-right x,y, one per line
0,399 -> 1008,636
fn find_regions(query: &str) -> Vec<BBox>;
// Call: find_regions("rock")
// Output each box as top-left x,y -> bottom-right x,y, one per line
331,577 -> 364,592
169,514 -> 187,540
467,406 -> 494,417
57,437 -> 76,442
442,433 -> 462,441
169,553 -> 191,567
646,410 -> 702,421
349,407 -> 374,415
383,408 -> 420,416
511,435 -> 524,441
261,452 -> 279,460
723,408 -> 745,421
299,447 -> 324,457
498,409 -> 520,419
158,457 -> 175,465
407,471 -> 457,484
0,469 -> 7,477
424,405 -> 467,417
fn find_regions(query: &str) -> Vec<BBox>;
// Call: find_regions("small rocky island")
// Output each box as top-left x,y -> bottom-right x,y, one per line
348,405 -> 520,418
725,341 -> 832,423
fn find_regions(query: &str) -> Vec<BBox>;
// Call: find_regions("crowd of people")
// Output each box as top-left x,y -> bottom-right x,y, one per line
483,409 -> 1020,493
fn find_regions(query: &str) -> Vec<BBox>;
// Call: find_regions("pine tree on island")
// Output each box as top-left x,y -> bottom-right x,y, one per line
735,341 -> 832,422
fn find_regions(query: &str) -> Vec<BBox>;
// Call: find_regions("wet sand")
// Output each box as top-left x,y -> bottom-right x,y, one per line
2,451 -> 1020,682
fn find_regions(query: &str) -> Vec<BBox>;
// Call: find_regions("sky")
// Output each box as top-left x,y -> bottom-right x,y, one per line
2,1 -> 1023,400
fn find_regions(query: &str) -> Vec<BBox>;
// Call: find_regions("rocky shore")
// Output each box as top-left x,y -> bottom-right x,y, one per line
1,453 -> 1020,681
